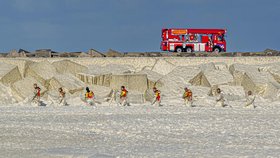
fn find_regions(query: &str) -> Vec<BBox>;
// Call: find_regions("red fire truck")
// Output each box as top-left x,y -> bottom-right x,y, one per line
160,28 -> 227,53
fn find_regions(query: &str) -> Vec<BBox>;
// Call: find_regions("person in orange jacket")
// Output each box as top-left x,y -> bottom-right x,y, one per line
85,87 -> 95,106
58,87 -> 67,106
120,86 -> 129,106
32,83 -> 41,106
183,87 -> 193,107
151,87 -> 161,106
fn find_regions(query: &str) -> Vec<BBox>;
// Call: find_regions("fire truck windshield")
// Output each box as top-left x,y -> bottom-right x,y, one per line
218,35 -> 224,41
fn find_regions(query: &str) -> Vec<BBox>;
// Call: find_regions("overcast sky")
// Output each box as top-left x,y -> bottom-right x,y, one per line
0,0 -> 279,52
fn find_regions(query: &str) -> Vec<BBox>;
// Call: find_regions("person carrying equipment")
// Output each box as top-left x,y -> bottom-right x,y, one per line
151,87 -> 161,106
215,88 -> 225,107
183,87 -> 193,107
32,83 -> 41,106
58,87 -> 67,106
244,91 -> 256,108
120,86 -> 129,106
85,87 -> 95,106
208,36 -> 213,48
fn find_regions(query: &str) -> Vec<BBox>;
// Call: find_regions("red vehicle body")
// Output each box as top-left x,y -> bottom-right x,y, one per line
160,28 -> 227,53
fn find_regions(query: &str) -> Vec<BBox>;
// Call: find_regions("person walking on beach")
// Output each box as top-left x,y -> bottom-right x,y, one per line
85,87 -> 95,106
151,87 -> 161,106
244,91 -> 256,108
120,86 -> 129,106
58,87 -> 67,106
32,83 -> 41,106
183,87 -> 193,107
215,88 -> 225,107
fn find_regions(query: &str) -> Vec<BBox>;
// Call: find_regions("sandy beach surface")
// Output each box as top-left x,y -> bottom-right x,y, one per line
1,105 -> 280,158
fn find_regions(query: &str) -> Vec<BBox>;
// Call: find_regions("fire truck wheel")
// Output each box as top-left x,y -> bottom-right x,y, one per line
213,47 -> 221,53
186,47 -> 192,53
175,47 -> 183,53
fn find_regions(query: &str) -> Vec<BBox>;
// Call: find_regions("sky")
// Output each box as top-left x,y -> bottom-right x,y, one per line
0,0 -> 279,53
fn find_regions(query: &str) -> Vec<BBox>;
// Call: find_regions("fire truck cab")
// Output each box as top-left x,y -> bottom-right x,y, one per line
161,28 -> 227,53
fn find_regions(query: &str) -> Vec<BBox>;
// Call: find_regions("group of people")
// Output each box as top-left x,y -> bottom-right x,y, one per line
32,83 -> 66,106
31,83 -> 256,108
215,88 -> 256,108
182,87 -> 256,108
73,85 -> 161,107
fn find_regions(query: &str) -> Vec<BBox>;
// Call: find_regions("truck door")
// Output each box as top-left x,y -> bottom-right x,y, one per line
201,35 -> 213,52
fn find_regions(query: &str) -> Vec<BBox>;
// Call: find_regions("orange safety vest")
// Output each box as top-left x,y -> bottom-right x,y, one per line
155,90 -> 161,101
184,90 -> 192,98
86,91 -> 94,99
36,87 -> 41,97
120,89 -> 128,97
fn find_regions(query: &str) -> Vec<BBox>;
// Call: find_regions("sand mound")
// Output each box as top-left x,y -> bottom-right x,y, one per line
0,83 -> 17,105
49,74 -> 85,95
52,60 -> 88,76
191,69 -> 234,90
214,62 -> 229,71
204,70 -> 234,86
127,91 -> 145,104
87,64 -> 135,75
79,64 -> 135,88
159,66 -> 201,98
78,64 -> 136,88
260,62 -> 280,83
110,74 -> 148,93
229,64 -> 259,85
151,59 -> 176,75
25,61 -> 57,86
262,82 -> 280,100
137,69 -> 163,89
77,73 -> 111,87
0,62 -> 22,85
199,62 -> 216,71
21,60 -> 35,77
0,59 -> 35,78
230,63 -> 280,99
190,63 -> 234,91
